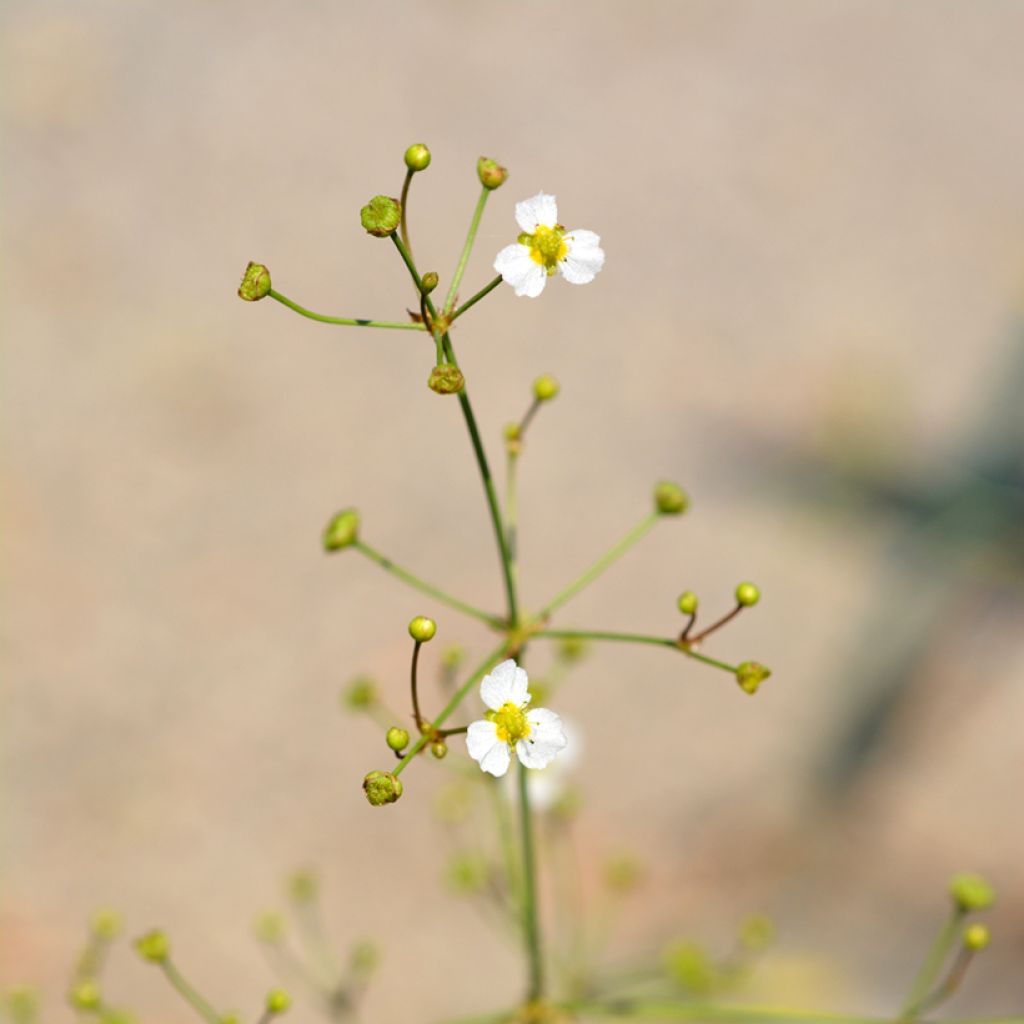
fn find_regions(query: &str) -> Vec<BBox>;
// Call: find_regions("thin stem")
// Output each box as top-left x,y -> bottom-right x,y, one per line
450,274 -> 503,323
519,761 -> 544,1001
267,290 -> 425,331
899,906 -> 964,1018
410,640 -> 425,731
518,397 -> 542,439
911,947 -> 975,1017
532,629 -> 739,673
687,603 -> 743,644
538,513 -> 659,620
444,187 -> 490,315
437,725 -> 468,737
158,960 -> 221,1024
393,642 -> 507,777
354,540 -> 502,627
399,168 -> 415,256
506,448 -> 520,612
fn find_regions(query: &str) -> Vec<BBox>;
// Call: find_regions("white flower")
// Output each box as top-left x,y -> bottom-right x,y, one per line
466,659 -> 568,777
493,193 -> 605,298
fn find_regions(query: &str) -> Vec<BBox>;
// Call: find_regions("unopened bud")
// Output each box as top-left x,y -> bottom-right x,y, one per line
558,636 -> 588,663
663,941 -> 714,995
654,481 -> 689,516
386,727 -> 410,752
238,262 -> 271,301
963,923 -> 990,951
134,930 -> 170,963
265,989 -> 291,1015
363,770 -> 403,806
735,661 -> 771,695
404,143 -> 431,173
420,271 -> 439,294
342,675 -> 376,711
90,909 -> 121,940
533,374 -> 560,402
677,591 -> 698,616
360,195 -> 401,237
408,616 -> 436,642
603,853 -> 645,893
69,982 -> 101,1011
350,940 -> 380,976
428,365 -> 465,395
253,911 -> 286,944
287,869 -> 317,904
950,873 -> 995,912
477,157 -> 508,190
430,740 -> 448,760
735,582 -> 761,607
323,508 -> 359,551
441,644 -> 464,670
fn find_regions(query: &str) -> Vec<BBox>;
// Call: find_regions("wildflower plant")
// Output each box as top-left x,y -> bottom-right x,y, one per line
10,146 -> 1016,1024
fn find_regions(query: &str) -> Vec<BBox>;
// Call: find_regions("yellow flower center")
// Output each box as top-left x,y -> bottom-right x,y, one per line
521,225 -> 568,276
489,702 -> 532,744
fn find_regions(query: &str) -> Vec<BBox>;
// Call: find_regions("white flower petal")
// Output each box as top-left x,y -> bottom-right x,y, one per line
515,192 -> 559,233
560,229 -> 605,285
494,243 -> 548,298
467,720 -> 511,776
480,659 -> 519,710
516,708 -> 568,770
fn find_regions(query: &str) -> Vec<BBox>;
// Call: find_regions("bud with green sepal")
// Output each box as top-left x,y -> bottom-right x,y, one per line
420,271 -> 439,294
677,591 -> 699,616
949,872 -> 995,912
533,374 -> 560,402
265,989 -> 291,1016
363,770 -> 403,806
238,262 -> 271,301
404,143 -> 431,173
428,365 -> 465,395
735,582 -> 761,607
408,616 -> 436,642
477,157 -> 508,190
739,913 -> 775,951
134,930 -> 170,963
963,923 -> 990,951
360,196 -> 401,237
654,481 -> 689,516
735,661 -> 771,695
342,675 -> 376,711
69,981 -> 102,1011
323,509 -> 359,551
386,726 -> 410,753
287,869 -> 317,904
253,911 -> 286,944
350,940 -> 380,977
90,909 -> 121,940
430,740 -> 448,760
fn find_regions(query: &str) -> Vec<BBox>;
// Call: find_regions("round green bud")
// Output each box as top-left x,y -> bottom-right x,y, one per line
430,740 -> 448,760
428,364 -> 465,395
238,262 -> 271,302
735,582 -> 761,607
603,853 -> 644,893
359,195 -> 401,237
265,989 -> 291,1015
6,987 -> 39,1024
363,770 -> 403,806
533,374 -> 560,402
557,636 -> 588,663
134,929 -> 170,963
654,481 -> 689,516
735,661 -> 771,696
420,271 -> 439,294
662,941 -> 714,995
386,726 -> 410,752
950,873 -> 995,912
477,156 -> 508,191
323,508 -> 359,551
503,422 -> 521,442
404,143 -> 431,173
441,644 -> 464,670
677,591 -> 698,616
287,869 -> 317,904
69,981 -> 102,1011
963,923 -> 990,951
252,911 -> 286,944
350,939 -> 380,976
739,913 -> 775,951
342,675 -> 376,711
90,908 -> 121,940
446,852 -> 489,893
408,616 -> 436,642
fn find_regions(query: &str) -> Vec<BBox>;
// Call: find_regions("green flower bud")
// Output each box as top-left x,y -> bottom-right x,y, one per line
677,591 -> 698,616
323,508 -> 359,551
287,869 -> 318,904
386,726 -> 410,752
503,422 -> 521,442
238,262 -> 271,301
533,374 -> 560,402
603,853 -> 645,893
963,923 -> 990,951
363,770 -> 403,806
359,195 -> 401,237
663,940 -> 715,995
477,157 -> 508,191
428,365 -> 465,395
342,675 -> 377,711
430,740 -> 448,760
420,271 -> 439,294
252,911 -> 286,944
265,989 -> 291,1015
735,661 -> 771,695
6,988 -> 39,1024
90,909 -> 121,940
69,981 -> 102,1011
134,930 -> 170,963
654,481 -> 689,516
735,582 -> 761,607
446,852 -> 489,894
557,636 -> 588,663
403,143 -> 431,173
408,616 -> 436,642
441,644 -> 464,670
350,940 -> 380,976
950,873 -> 995,912
739,913 -> 775,951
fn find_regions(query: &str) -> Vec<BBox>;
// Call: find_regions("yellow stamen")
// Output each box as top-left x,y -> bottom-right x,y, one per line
524,225 -> 568,276
488,702 -> 531,744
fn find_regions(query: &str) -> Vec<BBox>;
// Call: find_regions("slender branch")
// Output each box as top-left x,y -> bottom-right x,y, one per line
410,640 -> 425,731
450,275 -> 503,323
538,513 -> 659,620
531,629 -> 738,674
506,447 -> 520,613
899,906 -> 964,1018
517,397 -> 542,439
354,540 -> 502,627
444,187 -> 490,315
909,947 -> 975,1017
519,761 -> 544,1001
399,168 -> 415,256
158,960 -> 221,1024
268,289 -> 425,331
687,603 -> 743,644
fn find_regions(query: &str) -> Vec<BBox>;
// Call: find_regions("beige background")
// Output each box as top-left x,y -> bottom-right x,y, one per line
3,2 -> 1024,1021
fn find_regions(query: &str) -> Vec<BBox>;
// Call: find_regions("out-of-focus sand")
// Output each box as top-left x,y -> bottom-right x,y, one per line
3,2 -> 1024,1019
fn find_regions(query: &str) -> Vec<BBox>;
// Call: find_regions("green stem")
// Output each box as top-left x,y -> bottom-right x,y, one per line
444,187 -> 490,315
399,168 -> 415,256
538,513 -> 659,619
268,290 -> 425,331
392,642 -> 507,777
519,761 -> 544,1001
159,959 -> 221,1024
354,540 -> 502,627
531,629 -> 739,673
899,906 -> 964,1018
506,449 -> 520,613
450,275 -> 503,323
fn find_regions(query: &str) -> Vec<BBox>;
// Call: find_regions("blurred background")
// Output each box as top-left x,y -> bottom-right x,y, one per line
3,1 -> 1023,1020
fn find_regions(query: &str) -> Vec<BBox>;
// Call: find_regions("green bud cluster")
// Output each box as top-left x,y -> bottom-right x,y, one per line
735,661 -> 771,695
363,770 -> 403,806
428,365 -> 465,395
360,196 -> 401,237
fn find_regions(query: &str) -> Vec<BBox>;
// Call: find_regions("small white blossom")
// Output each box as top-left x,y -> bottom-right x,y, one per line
493,193 -> 605,298
466,659 -> 567,777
